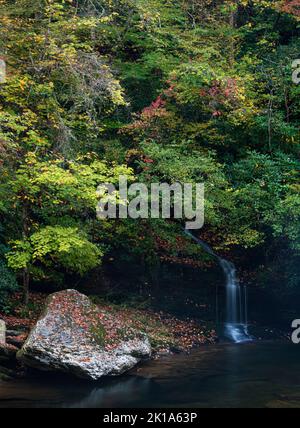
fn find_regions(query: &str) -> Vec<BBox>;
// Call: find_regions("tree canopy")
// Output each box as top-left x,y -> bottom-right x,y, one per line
0,0 -> 299,303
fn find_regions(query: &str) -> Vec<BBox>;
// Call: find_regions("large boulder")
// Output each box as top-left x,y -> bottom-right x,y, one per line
18,290 -> 151,381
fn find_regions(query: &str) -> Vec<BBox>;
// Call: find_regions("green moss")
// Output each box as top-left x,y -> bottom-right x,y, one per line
90,323 -> 106,347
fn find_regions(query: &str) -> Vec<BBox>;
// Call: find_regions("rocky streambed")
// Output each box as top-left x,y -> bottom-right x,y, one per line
0,318 -> 31,381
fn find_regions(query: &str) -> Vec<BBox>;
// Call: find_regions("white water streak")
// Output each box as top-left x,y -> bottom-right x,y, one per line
185,230 -> 251,343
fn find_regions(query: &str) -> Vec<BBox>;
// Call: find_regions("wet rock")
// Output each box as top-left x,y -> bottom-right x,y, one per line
7,330 -> 24,337
0,320 -> 5,345
0,344 -> 18,360
0,364 -> 17,381
0,344 -> 18,373
18,290 -> 151,381
6,336 -> 25,349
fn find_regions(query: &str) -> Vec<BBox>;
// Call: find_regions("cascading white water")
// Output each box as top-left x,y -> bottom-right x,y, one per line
185,230 -> 251,343
220,259 -> 250,343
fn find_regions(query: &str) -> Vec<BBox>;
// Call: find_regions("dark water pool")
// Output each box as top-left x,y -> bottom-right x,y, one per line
0,342 -> 300,408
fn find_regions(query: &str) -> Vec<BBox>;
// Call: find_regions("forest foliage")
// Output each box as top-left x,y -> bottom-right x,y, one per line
0,0 -> 299,304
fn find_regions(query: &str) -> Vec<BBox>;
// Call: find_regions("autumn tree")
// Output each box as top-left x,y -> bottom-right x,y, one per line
4,153 -> 133,304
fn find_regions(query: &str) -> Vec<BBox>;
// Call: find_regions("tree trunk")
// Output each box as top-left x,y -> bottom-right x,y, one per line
23,267 -> 30,306
22,201 -> 30,305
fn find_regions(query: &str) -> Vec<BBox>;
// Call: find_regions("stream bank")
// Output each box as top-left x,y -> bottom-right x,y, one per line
0,280 -> 292,383
0,291 -> 217,380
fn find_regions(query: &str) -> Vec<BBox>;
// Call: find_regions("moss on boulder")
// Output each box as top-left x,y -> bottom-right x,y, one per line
18,290 -> 151,381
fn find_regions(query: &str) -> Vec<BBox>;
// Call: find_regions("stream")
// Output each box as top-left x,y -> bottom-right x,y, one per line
0,342 -> 299,408
0,234 -> 296,408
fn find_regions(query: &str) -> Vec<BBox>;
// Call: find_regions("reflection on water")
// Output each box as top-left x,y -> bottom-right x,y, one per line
1,342 -> 300,408
68,378 -> 156,409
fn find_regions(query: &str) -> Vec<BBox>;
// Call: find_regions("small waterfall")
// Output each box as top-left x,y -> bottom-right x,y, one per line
185,230 -> 251,343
